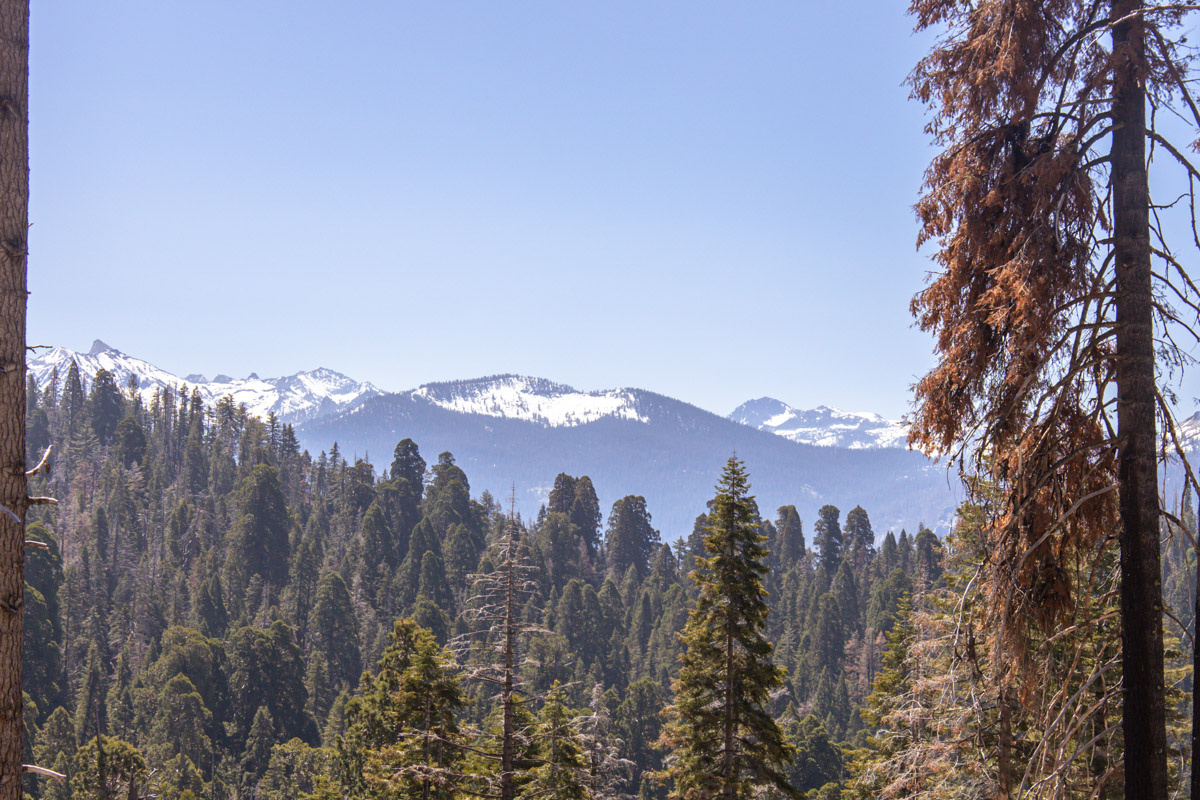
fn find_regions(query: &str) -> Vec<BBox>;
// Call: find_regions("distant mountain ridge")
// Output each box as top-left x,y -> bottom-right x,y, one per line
729,397 -> 910,449
302,375 -> 958,539
27,343 -> 959,539
28,340 -> 383,425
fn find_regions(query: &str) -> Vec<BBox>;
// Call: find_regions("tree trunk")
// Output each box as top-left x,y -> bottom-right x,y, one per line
500,522 -> 516,800
997,686 -> 1012,800
1111,1 -> 1169,798
0,0 -> 25,798
721,524 -> 736,800
1192,542 -> 1198,800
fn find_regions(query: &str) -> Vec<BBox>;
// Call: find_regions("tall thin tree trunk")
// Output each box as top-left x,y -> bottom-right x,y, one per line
722,523 -> 736,800
1192,542 -> 1198,800
997,686 -> 1012,800
0,0 -> 25,798
500,521 -> 516,800
1112,1 -> 1169,797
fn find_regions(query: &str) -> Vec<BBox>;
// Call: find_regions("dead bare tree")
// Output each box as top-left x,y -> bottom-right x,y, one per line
450,508 -> 546,800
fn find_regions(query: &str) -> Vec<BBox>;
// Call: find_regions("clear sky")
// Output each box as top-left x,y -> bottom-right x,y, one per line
29,2 -> 953,420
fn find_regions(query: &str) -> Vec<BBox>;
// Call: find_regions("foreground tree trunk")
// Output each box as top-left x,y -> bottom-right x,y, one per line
0,1 -> 25,799
1111,2 -> 1169,797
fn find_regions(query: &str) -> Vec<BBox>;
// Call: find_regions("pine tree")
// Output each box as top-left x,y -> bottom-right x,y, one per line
615,678 -> 663,797
360,621 -> 464,800
87,369 -> 124,445
605,496 -> 659,580
527,683 -> 589,800
70,736 -> 147,800
306,572 -> 362,693
813,505 -> 842,575
577,683 -> 633,800
842,506 -> 874,571
657,457 -> 796,800
240,706 -> 277,790
570,477 -> 603,557
774,506 -> 805,570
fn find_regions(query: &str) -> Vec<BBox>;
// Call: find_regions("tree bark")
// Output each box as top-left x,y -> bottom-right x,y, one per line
0,0 -> 24,798
997,686 -> 1012,800
1192,550 -> 1198,800
1111,1 -> 1169,798
500,521 -> 516,800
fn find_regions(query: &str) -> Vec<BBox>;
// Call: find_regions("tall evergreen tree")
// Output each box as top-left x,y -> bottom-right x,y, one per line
527,683 -> 589,800
774,506 -> 805,569
812,505 -> 841,575
570,477 -> 603,556
359,620 -> 465,800
657,457 -> 796,800
87,369 -> 123,445
306,572 -> 362,694
605,496 -> 659,580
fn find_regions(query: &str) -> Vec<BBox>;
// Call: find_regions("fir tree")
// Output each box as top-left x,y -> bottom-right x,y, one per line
87,369 -> 124,445
240,706 -> 277,789
70,736 -> 147,800
527,683 -> 589,800
306,572 -> 362,693
657,457 -> 796,800
360,621 -> 464,800
605,496 -> 659,580
813,505 -> 842,575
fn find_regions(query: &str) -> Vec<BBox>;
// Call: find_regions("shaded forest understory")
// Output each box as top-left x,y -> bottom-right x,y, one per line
15,363 -> 1197,799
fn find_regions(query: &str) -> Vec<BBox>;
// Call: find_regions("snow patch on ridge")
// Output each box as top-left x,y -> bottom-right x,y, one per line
412,375 -> 648,427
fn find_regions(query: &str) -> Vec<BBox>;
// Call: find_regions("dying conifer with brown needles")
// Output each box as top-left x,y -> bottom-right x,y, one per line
907,1 -> 1200,796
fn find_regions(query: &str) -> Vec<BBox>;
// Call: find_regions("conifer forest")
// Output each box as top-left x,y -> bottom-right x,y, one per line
5,1 -> 1200,800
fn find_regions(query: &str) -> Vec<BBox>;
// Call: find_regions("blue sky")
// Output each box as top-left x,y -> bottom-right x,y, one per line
30,2 -> 956,419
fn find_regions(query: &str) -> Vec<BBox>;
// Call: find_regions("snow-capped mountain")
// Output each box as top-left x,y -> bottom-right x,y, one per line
410,375 -> 647,427
1177,410 -> 1200,450
302,375 -> 957,538
728,397 -> 910,450
28,340 -> 382,425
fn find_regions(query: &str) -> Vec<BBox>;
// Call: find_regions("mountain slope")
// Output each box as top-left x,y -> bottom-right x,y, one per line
29,340 -> 382,425
299,376 -> 959,540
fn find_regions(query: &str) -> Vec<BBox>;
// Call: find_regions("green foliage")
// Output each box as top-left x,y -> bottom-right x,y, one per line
783,715 -> 845,795
259,739 -> 340,800
70,736 -> 147,800
657,457 -> 797,800
526,683 -> 589,800
306,571 -> 362,692
228,621 -> 316,746
21,376 -> 959,800
342,619 -> 464,799
813,505 -> 842,574
605,495 -> 659,579
148,674 -> 213,773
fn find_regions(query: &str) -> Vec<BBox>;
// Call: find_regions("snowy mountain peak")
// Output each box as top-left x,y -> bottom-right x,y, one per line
411,374 -> 648,427
28,342 -> 382,426
729,397 -> 909,450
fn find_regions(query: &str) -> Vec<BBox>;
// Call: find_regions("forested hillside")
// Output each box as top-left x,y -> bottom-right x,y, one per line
18,362 -> 940,799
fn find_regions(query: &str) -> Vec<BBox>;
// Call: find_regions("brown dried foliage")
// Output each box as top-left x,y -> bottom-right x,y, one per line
908,0 -> 1198,662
